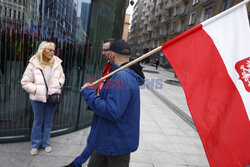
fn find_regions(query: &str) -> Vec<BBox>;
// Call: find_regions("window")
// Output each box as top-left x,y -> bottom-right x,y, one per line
222,0 -> 232,11
249,13 -> 250,26
174,6 -> 179,16
14,10 -> 16,19
182,2 -> 188,14
47,8 -> 50,18
189,11 -> 196,25
166,25 -> 169,36
192,0 -> 199,5
168,8 -> 172,17
172,21 -> 176,31
9,9 -> 12,18
158,16 -> 161,23
181,19 -> 185,32
201,4 -> 214,21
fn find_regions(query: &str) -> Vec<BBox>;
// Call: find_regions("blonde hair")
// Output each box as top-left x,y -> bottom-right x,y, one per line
36,41 -> 55,67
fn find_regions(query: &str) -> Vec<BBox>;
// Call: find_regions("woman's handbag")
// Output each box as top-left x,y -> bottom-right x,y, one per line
40,69 -> 62,104
47,93 -> 61,104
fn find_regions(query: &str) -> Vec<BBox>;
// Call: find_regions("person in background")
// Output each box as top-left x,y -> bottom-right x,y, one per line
96,38 -> 114,94
153,58 -> 156,64
64,39 -> 115,167
156,58 -> 159,69
20,41 -> 65,155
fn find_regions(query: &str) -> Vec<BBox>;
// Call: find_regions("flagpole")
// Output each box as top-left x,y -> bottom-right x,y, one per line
80,46 -> 162,90
202,0 -> 250,27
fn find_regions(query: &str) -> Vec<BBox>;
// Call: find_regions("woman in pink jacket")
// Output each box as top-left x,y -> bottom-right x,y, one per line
21,41 -> 65,155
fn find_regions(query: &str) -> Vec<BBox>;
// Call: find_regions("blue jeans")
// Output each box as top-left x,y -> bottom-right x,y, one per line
74,144 -> 93,166
30,100 -> 57,148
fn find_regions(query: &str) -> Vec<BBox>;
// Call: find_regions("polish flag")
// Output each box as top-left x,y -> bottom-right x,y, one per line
161,2 -> 250,167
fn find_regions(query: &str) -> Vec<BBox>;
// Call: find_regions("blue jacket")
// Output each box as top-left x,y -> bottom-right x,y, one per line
81,64 -> 145,156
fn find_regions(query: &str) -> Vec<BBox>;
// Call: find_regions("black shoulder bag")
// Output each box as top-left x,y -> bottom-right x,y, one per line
40,69 -> 62,104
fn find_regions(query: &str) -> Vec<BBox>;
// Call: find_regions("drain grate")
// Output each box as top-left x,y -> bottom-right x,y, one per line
142,70 -> 159,74
164,79 -> 181,86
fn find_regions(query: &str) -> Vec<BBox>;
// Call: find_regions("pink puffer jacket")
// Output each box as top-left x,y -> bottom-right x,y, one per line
21,55 -> 65,103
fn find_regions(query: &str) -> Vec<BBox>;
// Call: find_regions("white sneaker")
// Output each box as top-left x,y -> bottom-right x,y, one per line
30,148 -> 38,155
45,146 -> 52,153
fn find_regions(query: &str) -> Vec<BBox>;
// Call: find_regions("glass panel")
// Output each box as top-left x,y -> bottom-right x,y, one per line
78,0 -> 127,128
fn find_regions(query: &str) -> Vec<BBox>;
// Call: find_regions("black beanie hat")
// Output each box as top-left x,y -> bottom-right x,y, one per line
110,40 -> 132,55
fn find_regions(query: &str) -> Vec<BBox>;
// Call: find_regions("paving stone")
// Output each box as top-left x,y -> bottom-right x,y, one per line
29,155 -> 74,167
0,152 -> 33,167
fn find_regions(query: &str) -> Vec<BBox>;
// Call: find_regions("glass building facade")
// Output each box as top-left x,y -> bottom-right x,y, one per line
0,0 -> 128,143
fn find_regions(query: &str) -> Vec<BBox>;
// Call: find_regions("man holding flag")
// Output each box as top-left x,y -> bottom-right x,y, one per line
80,39 -> 145,167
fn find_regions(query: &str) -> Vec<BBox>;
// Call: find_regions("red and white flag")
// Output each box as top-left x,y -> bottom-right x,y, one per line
161,1 -> 250,167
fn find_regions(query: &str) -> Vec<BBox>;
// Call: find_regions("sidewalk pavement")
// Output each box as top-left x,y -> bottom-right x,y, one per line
0,64 -> 209,167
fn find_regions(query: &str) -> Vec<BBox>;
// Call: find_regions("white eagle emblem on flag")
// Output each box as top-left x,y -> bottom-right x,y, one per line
235,57 -> 250,92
